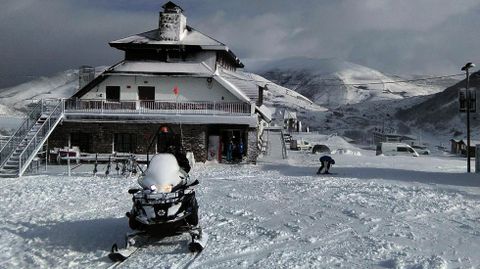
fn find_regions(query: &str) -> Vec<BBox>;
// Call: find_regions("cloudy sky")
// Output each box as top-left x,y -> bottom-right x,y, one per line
1,0 -> 480,88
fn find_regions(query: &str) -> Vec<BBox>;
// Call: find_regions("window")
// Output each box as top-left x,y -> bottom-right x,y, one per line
397,147 -> 407,152
114,133 -> 137,153
106,86 -> 120,102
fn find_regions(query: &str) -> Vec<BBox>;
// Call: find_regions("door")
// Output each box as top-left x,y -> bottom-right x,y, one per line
138,86 -> 155,109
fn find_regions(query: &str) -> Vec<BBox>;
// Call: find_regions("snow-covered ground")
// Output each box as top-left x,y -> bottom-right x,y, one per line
1,147 -> 479,268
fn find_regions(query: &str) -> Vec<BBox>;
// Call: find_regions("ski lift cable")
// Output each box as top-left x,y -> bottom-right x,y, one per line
224,72 -> 465,87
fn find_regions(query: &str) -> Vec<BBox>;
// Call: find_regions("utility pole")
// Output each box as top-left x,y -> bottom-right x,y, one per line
461,62 -> 475,173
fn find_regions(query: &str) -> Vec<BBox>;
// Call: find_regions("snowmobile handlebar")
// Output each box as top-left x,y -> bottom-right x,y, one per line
171,179 -> 199,192
128,188 -> 141,194
128,179 -> 199,195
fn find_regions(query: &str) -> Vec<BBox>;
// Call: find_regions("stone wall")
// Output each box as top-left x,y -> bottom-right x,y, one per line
49,122 -> 208,162
246,128 -> 259,164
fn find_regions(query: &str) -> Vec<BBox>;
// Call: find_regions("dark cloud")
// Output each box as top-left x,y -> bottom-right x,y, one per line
1,0 -> 479,88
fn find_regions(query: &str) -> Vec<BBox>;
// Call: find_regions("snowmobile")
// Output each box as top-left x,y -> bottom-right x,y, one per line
109,153 -> 207,262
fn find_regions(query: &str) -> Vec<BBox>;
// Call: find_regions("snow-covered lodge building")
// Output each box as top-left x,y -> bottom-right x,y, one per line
53,2 -> 270,162
0,2 -> 270,176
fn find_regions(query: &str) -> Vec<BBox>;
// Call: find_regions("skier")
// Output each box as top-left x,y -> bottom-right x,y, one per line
317,155 -> 335,174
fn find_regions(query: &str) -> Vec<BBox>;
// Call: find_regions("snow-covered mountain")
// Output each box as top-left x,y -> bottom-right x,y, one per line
397,70 -> 480,138
0,70 -> 79,115
0,67 -> 111,116
255,57 -> 455,108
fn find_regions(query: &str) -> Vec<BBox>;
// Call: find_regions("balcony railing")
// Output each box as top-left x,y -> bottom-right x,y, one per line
64,99 -> 252,116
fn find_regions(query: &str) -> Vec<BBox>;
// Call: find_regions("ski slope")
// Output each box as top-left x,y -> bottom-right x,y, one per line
0,147 -> 479,268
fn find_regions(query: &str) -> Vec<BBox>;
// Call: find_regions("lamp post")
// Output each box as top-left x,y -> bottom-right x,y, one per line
461,62 -> 475,173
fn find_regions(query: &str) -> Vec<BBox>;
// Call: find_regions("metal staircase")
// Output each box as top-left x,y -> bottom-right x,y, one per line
0,99 -> 64,177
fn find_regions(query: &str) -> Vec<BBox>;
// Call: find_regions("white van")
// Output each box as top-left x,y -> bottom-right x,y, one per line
376,142 -> 419,157
290,139 -> 313,151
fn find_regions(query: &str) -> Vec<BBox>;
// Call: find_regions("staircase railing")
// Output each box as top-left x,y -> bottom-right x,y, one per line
18,99 -> 64,176
0,102 -> 43,168
280,131 -> 288,159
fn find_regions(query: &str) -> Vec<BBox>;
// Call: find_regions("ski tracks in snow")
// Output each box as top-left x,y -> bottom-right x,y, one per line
189,227 -> 353,268
1,153 -> 480,268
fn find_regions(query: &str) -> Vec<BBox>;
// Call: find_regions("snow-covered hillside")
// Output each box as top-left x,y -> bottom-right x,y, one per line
255,57 -> 454,108
301,70 -> 480,146
0,67 -> 109,116
0,149 -> 479,268
397,71 -> 480,139
0,70 -> 79,115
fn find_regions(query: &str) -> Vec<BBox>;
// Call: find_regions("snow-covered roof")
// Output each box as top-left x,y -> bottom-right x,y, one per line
163,1 -> 183,12
213,70 -> 251,103
220,69 -> 263,103
109,61 -> 214,76
256,104 -> 272,122
110,26 -> 224,48
109,26 -> 244,68
451,139 -> 480,146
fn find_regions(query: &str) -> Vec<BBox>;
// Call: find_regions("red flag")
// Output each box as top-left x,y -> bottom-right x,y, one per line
173,85 -> 179,95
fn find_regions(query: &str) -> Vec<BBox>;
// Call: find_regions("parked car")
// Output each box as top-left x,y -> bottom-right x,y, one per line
412,145 -> 430,155
312,144 -> 331,154
376,142 -> 419,157
290,139 -> 313,151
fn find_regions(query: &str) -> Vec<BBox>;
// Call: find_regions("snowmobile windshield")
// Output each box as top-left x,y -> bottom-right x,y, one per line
138,154 -> 184,189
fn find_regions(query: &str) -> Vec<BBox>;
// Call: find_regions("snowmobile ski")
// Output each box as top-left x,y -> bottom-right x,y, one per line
188,230 -> 208,252
108,243 -> 139,262
108,231 -> 146,265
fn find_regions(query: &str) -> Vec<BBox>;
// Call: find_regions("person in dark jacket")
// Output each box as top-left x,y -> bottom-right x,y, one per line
158,126 -> 191,173
237,141 -> 244,161
226,139 -> 234,162
317,155 -> 335,174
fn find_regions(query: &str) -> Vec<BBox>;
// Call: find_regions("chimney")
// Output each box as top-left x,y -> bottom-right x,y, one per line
257,86 -> 265,106
78,65 -> 95,89
159,1 -> 187,41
